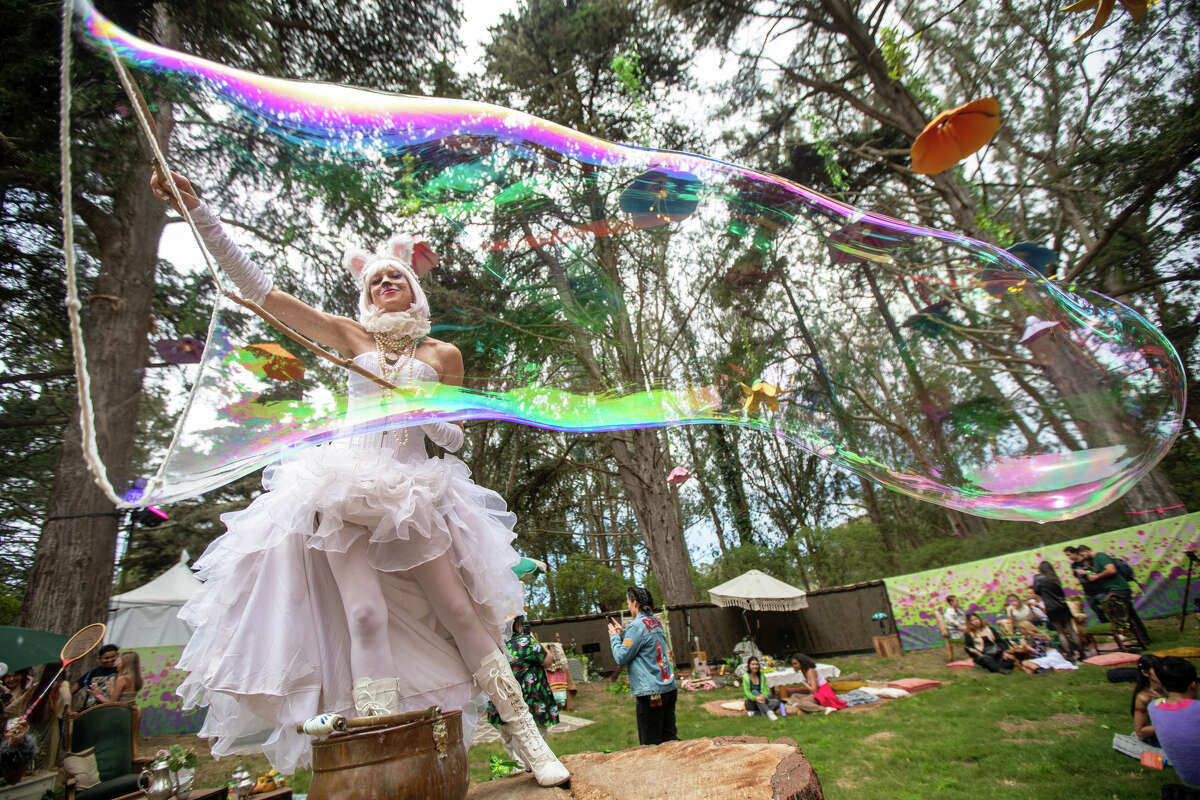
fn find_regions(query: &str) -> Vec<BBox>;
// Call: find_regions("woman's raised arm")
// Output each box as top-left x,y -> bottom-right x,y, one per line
152,167 -> 363,356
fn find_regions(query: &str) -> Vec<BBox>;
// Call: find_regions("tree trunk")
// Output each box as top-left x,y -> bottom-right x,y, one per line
858,478 -> 900,569
20,14 -> 176,631
605,428 -> 697,605
19,165 -> 168,633
1118,465 -> 1186,521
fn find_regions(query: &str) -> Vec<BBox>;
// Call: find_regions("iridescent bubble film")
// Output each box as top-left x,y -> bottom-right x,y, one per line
77,2 -> 1186,520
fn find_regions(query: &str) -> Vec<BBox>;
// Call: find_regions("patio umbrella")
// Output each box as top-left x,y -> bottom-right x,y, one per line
708,569 -> 808,612
0,626 -> 69,672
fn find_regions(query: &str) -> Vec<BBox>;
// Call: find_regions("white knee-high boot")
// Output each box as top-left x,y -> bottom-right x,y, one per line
474,650 -> 569,787
497,724 -> 527,771
352,677 -> 400,717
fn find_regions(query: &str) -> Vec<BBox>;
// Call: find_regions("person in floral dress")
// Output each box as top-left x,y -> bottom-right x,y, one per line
487,617 -> 559,769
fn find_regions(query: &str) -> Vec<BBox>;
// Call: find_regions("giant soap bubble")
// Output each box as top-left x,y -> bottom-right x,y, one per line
77,2 -> 1185,521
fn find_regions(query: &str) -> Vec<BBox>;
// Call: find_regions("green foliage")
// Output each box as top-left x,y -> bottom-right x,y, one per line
549,557 -> 630,617
487,753 -> 522,780
0,586 -> 21,625
801,113 -> 849,195
610,49 -> 645,97
877,26 -> 938,112
606,672 -> 629,694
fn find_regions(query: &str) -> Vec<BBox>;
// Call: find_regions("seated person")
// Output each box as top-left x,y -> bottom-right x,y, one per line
1148,657 -> 1200,788
1132,654 -> 1164,746
1005,593 -> 1040,627
784,653 -> 846,715
942,596 -> 967,640
76,644 -> 119,710
963,613 -> 1020,674
1009,621 -> 1060,674
89,651 -> 142,705
741,657 -> 782,720
775,653 -> 810,700
1,669 -> 31,719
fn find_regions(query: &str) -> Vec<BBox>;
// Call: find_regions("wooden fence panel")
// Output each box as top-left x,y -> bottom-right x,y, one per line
527,581 -> 893,668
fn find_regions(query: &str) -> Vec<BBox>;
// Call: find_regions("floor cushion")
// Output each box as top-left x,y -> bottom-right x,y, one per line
946,659 -> 976,668
887,677 -> 942,693
828,680 -> 866,692
1082,651 -> 1141,667
1153,647 -> 1200,659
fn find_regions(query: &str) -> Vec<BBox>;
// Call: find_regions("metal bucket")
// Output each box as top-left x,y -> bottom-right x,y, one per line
308,708 -> 468,800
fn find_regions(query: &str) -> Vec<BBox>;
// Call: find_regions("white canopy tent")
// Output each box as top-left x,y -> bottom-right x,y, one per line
708,569 -> 808,612
107,550 -> 202,648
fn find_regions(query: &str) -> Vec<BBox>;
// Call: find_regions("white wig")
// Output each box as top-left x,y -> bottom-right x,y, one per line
342,234 -> 433,338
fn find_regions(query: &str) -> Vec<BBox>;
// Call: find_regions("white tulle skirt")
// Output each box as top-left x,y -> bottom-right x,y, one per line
175,440 -> 526,773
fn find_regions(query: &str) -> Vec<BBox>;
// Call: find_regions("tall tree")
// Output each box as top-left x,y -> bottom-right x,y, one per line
664,0 -> 1195,525
6,0 -> 460,635
478,0 -> 705,604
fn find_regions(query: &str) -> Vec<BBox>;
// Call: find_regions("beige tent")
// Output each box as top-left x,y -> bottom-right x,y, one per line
708,569 -> 808,612
107,550 -> 202,648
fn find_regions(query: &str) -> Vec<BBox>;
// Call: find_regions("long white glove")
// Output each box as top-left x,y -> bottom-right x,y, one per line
191,204 -> 273,304
423,421 -> 464,452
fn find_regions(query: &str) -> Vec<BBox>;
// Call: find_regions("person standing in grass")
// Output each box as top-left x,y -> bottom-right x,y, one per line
1064,546 -> 1108,623
607,586 -> 678,746
942,596 -> 967,640
1079,544 -> 1150,645
1031,561 -> 1084,662
1148,657 -> 1200,790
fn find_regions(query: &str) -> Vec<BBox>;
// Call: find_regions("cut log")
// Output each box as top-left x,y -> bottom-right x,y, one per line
468,736 -> 823,799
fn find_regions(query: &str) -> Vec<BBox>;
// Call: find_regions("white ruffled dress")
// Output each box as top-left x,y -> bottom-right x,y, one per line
176,355 -> 525,773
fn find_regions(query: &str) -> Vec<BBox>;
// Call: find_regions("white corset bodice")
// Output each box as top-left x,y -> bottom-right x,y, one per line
342,351 -> 438,462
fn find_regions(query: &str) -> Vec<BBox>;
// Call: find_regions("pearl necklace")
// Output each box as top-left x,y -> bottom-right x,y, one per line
373,332 -> 424,446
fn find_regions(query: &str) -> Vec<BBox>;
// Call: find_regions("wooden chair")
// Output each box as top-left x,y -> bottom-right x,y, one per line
1066,596 -> 1118,655
1103,594 -> 1149,651
62,702 -> 151,800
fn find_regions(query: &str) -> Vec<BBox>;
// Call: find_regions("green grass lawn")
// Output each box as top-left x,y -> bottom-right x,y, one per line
148,616 -> 1197,798
469,616 -> 1197,798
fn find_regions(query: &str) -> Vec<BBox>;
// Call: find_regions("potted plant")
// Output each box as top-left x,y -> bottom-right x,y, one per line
159,744 -> 198,800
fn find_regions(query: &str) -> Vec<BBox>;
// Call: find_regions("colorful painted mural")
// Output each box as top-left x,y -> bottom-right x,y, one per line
132,645 -> 205,736
883,511 -> 1200,650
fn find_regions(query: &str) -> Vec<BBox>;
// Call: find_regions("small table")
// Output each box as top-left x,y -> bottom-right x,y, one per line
762,664 -> 840,691
113,788 -> 229,800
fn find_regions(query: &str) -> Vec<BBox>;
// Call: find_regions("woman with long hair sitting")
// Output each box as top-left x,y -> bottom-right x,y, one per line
92,651 -> 143,704
1132,654 -> 1164,746
741,656 -> 783,720
26,662 -> 72,772
963,613 -> 1018,673
784,653 -> 845,715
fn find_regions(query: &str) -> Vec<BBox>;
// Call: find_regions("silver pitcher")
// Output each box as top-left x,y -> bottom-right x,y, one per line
138,760 -> 174,800
172,767 -> 195,800
230,764 -> 256,799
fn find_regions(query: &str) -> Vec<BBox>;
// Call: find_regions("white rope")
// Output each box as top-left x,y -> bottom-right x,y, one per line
60,0 -> 227,507
60,0 -> 124,507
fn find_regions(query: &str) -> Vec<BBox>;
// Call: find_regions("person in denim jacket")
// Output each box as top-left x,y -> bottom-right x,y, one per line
608,586 -> 678,745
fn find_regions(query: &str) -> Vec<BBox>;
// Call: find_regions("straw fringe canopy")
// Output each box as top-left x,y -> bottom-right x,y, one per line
707,569 -> 808,612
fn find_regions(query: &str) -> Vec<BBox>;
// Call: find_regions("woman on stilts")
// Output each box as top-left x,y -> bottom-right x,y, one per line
153,168 -> 570,787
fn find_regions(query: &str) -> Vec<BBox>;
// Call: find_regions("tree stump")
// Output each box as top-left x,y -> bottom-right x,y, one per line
468,736 -> 823,799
